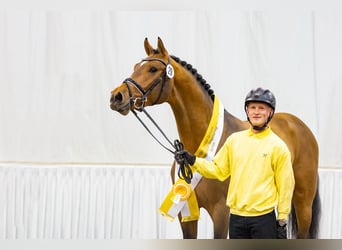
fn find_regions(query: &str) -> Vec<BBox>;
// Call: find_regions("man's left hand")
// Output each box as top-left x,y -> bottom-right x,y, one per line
276,220 -> 287,239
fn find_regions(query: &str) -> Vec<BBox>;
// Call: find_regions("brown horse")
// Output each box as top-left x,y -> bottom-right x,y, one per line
110,37 -> 321,239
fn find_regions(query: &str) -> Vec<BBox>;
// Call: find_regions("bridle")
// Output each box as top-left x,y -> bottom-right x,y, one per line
123,56 -> 193,183
124,57 -> 170,111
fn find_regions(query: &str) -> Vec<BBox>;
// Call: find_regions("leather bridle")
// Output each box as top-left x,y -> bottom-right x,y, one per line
123,57 -> 170,111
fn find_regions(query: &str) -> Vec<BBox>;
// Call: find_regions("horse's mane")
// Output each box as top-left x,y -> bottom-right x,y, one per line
170,55 -> 215,102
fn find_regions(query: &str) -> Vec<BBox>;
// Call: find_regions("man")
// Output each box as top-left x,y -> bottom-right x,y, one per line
176,87 -> 295,239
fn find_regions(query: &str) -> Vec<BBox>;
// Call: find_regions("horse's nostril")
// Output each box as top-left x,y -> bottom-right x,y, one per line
114,92 -> 123,102
110,92 -> 123,103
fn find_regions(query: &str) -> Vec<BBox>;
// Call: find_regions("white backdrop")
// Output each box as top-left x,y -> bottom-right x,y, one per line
0,1 -> 342,239
0,9 -> 341,167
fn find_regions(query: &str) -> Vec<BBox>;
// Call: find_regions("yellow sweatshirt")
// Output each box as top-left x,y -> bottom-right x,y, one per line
193,127 -> 295,221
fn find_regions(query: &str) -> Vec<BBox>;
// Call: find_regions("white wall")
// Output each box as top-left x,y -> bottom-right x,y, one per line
0,164 -> 340,239
0,9 -> 341,167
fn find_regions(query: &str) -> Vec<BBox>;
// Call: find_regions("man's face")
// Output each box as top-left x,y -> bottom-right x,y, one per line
246,102 -> 273,127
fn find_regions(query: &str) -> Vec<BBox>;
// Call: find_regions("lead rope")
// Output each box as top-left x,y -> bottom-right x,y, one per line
173,139 -> 193,184
131,108 -> 193,184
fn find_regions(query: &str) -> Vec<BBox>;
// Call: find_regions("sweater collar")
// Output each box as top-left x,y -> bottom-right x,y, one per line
248,126 -> 271,138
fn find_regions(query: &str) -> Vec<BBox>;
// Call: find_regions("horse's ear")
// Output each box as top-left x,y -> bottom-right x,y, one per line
144,37 -> 154,56
157,37 -> 168,56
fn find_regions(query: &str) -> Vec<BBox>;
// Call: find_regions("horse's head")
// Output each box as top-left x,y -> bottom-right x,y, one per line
110,37 -> 175,115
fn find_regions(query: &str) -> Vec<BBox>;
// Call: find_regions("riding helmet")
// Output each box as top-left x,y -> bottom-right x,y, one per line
244,87 -> 276,111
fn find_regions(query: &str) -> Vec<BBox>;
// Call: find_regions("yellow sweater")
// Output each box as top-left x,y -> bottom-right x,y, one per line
194,127 -> 295,221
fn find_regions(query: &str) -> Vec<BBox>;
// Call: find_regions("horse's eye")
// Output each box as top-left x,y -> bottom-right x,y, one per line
149,67 -> 158,73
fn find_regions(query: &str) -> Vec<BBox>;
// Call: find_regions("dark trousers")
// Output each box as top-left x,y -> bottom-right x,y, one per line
229,210 -> 277,239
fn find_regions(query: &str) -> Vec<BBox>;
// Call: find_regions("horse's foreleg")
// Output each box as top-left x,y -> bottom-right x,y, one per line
197,178 -> 230,239
178,215 -> 198,239
211,204 -> 230,239
171,163 -> 198,239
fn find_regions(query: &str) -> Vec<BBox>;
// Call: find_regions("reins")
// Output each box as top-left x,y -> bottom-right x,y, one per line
124,57 -> 193,184
131,108 -> 175,154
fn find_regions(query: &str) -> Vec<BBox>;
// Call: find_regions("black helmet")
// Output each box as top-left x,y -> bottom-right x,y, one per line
244,87 -> 276,110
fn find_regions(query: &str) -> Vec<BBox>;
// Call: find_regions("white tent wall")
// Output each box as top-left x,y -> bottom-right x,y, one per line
0,8 -> 341,238
0,164 -> 340,239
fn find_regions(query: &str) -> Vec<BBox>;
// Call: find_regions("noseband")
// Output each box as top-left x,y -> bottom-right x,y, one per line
124,57 -> 171,111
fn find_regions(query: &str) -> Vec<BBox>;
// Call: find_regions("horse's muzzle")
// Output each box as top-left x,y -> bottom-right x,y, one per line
110,91 -> 131,115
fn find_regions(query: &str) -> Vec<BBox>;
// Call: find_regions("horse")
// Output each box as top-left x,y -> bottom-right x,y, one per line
110,37 -> 321,239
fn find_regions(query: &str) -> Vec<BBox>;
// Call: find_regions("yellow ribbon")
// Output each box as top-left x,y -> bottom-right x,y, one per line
195,95 -> 221,158
159,96 -> 223,222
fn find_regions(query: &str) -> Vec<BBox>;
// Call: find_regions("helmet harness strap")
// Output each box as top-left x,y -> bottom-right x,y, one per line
247,114 -> 272,131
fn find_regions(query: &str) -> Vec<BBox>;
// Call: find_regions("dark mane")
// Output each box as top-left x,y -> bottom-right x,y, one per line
170,55 -> 215,101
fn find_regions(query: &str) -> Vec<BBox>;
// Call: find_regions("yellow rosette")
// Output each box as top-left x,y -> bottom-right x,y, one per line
173,181 -> 192,202
159,178 -> 199,222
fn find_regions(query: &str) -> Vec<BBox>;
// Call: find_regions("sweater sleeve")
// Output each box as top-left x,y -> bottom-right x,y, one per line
192,141 -> 231,181
274,147 -> 295,221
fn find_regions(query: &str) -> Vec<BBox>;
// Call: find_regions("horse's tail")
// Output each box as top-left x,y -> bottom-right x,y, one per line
290,177 -> 322,238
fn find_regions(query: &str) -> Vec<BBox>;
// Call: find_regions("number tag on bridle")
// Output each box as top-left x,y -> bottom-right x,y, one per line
166,64 -> 174,79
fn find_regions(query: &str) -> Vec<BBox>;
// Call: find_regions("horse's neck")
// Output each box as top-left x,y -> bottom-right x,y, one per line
169,96 -> 248,154
167,80 -> 214,153
166,64 -> 249,153
222,111 -> 249,139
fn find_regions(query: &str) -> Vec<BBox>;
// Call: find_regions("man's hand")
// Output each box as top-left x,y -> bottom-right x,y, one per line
174,150 -> 196,165
276,220 -> 287,239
